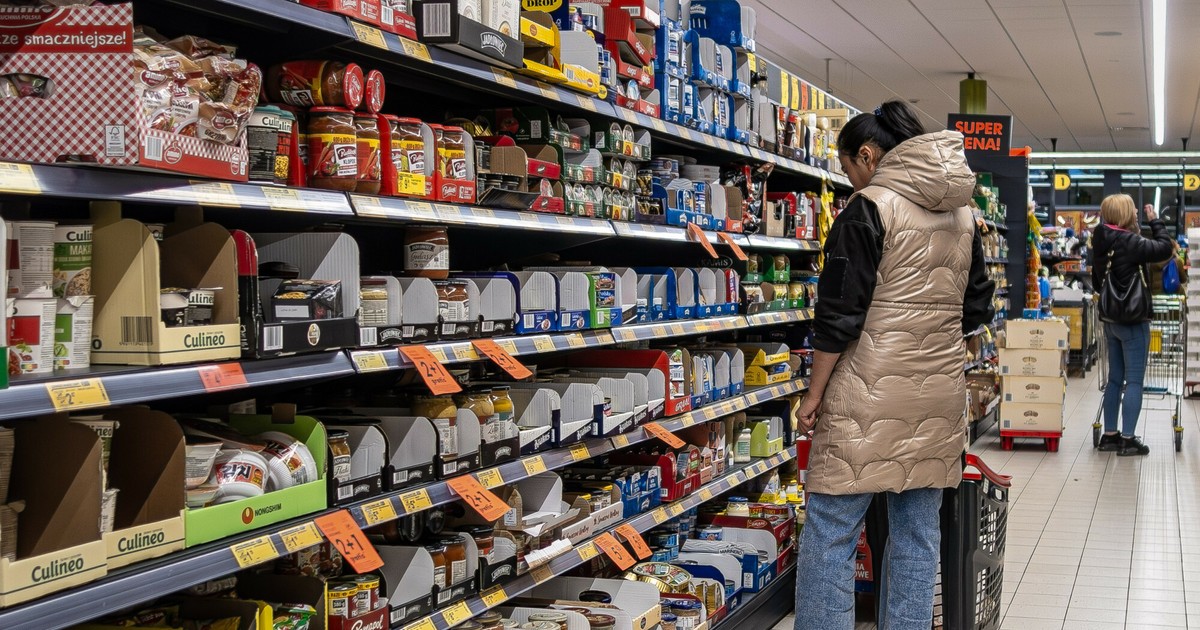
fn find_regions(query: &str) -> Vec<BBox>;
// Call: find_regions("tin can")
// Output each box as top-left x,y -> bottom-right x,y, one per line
327,583 -> 357,618
247,106 -> 284,184
352,574 -> 381,611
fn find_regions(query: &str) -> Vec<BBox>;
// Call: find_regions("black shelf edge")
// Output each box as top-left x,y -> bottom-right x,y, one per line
970,398 -> 1000,446
713,564 -> 798,630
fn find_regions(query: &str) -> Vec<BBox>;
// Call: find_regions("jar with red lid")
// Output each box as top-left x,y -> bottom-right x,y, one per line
267,60 -> 364,110
354,114 -> 382,194
361,69 -> 386,114
307,107 -> 357,191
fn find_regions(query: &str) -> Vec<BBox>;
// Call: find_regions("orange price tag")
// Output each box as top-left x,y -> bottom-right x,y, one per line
399,345 -> 462,395
594,532 -> 636,570
314,510 -> 384,573
472,339 -> 533,379
644,422 -> 686,449
615,523 -> 652,559
716,232 -> 748,261
685,223 -> 719,258
198,363 -> 248,392
447,475 -> 511,521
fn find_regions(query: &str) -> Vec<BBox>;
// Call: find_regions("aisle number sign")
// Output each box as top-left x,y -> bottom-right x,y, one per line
1186,174 -> 1200,192
1054,174 -> 1071,191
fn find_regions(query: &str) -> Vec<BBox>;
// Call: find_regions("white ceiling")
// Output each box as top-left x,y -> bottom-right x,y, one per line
741,0 -> 1200,152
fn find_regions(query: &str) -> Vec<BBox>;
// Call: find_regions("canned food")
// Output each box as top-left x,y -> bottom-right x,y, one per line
352,574 -> 381,611
327,583 -> 357,619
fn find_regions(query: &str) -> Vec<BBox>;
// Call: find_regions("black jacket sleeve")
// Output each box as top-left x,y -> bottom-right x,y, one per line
1131,219 -> 1176,264
962,225 -> 996,333
1094,220 -> 1174,292
811,197 -> 884,353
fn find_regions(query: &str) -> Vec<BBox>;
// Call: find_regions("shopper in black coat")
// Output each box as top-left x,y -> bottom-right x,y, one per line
1090,194 -> 1175,455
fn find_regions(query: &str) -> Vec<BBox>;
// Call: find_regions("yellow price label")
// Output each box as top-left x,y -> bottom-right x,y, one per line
278,522 -> 323,553
611,434 -> 630,448
651,509 -> 668,524
482,585 -> 508,608
569,443 -> 590,461
361,498 -> 398,525
651,325 -> 667,337
493,68 -> 519,88
436,204 -> 463,219
45,379 -> 110,412
651,119 -> 667,132
398,37 -> 432,61
577,542 -> 600,561
473,207 -> 496,218
402,619 -> 436,630
536,82 -> 558,99
594,330 -> 616,345
428,346 -> 449,362
497,338 -> 519,354
0,162 -> 40,194
611,328 -> 637,343
405,201 -> 436,217
619,108 -> 638,122
261,186 -> 304,211
565,334 -> 586,349
187,181 -> 240,207
699,488 -> 713,501
669,323 -> 685,335
230,536 -> 279,568
442,601 -> 472,625
702,406 -> 720,420
399,488 -> 432,513
349,20 -> 389,49
477,468 -> 504,488
680,416 -> 696,427
522,456 -> 547,476
532,336 -> 555,353
351,350 -> 389,372
531,563 -> 554,583
576,93 -> 598,111
452,345 -> 477,361
669,504 -> 684,516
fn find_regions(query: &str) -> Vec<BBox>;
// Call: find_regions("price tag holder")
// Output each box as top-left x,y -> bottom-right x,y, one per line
349,19 -> 389,49
278,522 -> 323,553
187,181 -> 241,207
402,618 -> 436,630
472,339 -> 533,379
651,119 -> 668,132
531,563 -> 554,583
565,333 -> 587,348
314,510 -> 384,573
699,488 -> 713,501
350,350 -> 390,373
198,363 -> 248,392
669,503 -> 684,517
0,162 -> 40,194
476,468 -> 504,489
577,541 -> 600,561
442,601 -> 472,626
669,323 -> 685,336
361,498 -> 398,526
399,488 -> 433,513
716,232 -> 748,261
45,379 -> 110,412
685,223 -> 719,258
447,475 -> 511,521
651,509 -> 668,524
575,93 -> 598,111
496,338 -> 520,355
230,535 -> 279,568
522,455 -> 547,476
610,434 -> 630,449
451,344 -> 477,361
398,36 -> 432,61
594,532 -> 636,570
644,423 -> 685,449
399,345 -> 462,395
482,585 -> 508,608
261,187 -> 304,211
493,68 -> 519,88
615,523 -> 652,559
568,443 -> 590,461
532,336 -> 556,353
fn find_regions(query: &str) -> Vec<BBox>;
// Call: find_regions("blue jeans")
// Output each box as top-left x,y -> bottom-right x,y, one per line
1103,321 -> 1151,436
795,489 -> 943,630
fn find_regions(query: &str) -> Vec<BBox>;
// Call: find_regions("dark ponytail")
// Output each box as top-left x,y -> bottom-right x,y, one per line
838,99 -> 926,157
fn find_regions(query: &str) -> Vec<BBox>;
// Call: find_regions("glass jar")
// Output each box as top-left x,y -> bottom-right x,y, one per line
582,484 -> 613,507
426,543 -> 448,589
403,225 -> 450,279
579,589 -> 612,603
660,613 -> 678,630
435,125 -> 469,180
522,623 -> 559,630
267,60 -> 365,109
456,390 -> 496,424
441,536 -> 468,585
585,614 -> 616,630
463,525 -> 494,558
412,394 -> 457,459
435,280 -> 471,325
669,601 -> 702,630
306,107 -> 357,191
726,496 -> 750,518
359,279 -> 389,327
354,114 -> 382,194
387,116 -> 427,192
490,386 -> 515,423
528,612 -> 568,630
327,429 -> 352,485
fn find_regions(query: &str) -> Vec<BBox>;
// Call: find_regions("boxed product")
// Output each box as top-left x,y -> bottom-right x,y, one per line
999,402 -> 1064,433
1002,376 -> 1067,404
997,348 -> 1065,378
0,4 -> 253,180
1004,319 -> 1069,350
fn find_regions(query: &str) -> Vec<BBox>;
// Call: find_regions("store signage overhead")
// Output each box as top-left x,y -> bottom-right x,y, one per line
1055,174 -> 1071,190
947,114 -> 1012,154
1185,174 -> 1199,192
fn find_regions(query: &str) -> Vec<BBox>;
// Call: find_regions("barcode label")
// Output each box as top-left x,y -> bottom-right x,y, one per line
481,320 -> 494,333
120,316 -> 153,345
441,323 -> 456,336
381,4 -> 394,26
402,325 -> 415,337
105,125 -> 126,157
360,326 -> 378,346
337,485 -> 354,500
144,134 -> 163,161
523,314 -> 535,329
262,325 -> 284,351
423,3 -> 451,37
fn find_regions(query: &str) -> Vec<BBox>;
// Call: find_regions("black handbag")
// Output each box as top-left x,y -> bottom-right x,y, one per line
1099,252 -> 1151,324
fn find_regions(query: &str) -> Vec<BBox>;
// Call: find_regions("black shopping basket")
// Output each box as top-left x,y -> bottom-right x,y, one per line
936,454 -> 1011,630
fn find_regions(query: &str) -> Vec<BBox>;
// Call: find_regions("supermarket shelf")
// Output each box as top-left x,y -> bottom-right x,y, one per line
713,565 -> 798,630
983,219 -> 1007,233
970,398 -> 1001,446
397,446 -> 800,630
0,382 -> 806,630
0,352 -> 356,421
985,257 -> 1009,265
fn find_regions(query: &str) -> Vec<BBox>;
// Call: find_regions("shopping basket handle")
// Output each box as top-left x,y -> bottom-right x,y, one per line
964,454 -> 1012,488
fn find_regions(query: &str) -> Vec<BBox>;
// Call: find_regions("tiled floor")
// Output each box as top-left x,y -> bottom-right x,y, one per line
772,367 -> 1200,630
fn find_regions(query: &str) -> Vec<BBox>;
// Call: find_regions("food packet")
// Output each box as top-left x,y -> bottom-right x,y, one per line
270,603 -> 316,630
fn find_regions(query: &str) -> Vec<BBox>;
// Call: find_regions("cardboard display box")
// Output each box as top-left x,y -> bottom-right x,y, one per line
91,204 -> 241,366
998,348 -> 1066,378
1002,376 -> 1067,405
1005,319 -> 1069,350
413,0 -> 525,69
1000,401 -> 1064,433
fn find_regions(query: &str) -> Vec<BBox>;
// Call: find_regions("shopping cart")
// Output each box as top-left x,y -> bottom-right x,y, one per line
1091,294 -> 1186,453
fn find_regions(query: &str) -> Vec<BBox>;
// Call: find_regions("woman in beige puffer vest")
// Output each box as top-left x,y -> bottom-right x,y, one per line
794,101 -> 995,630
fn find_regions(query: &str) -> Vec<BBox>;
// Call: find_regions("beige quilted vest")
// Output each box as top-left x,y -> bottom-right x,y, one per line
806,131 -> 977,496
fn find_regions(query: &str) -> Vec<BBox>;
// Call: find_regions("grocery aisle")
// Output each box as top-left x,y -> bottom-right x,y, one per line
773,368 -> 1200,630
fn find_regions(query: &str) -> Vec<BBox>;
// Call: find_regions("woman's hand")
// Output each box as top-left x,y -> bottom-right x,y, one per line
1145,204 -> 1158,222
797,393 -> 823,434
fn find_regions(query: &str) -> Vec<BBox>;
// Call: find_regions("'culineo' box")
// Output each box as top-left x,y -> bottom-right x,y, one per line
1002,376 -> 1067,404
998,348 -> 1066,377
1004,319 -> 1069,350
1000,401 -> 1064,433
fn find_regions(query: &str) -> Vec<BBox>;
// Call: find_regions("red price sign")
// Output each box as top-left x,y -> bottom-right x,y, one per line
472,339 -> 533,379
198,363 -> 248,392
447,475 -> 511,522
314,510 -> 384,573
644,422 -> 686,449
399,345 -> 462,395
716,232 -> 748,261
615,523 -> 652,559
685,223 -> 719,258
594,532 -> 636,570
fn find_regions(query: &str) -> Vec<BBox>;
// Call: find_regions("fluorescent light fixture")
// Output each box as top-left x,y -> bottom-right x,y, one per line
1028,151 -> 1200,159
1155,186 -> 1162,211
1029,164 -> 1189,171
1153,0 -> 1166,145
